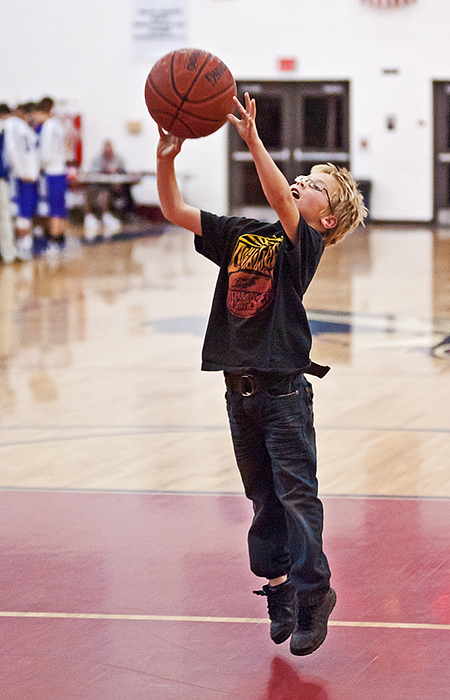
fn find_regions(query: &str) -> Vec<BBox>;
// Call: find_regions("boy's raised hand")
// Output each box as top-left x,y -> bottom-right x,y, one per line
227,92 -> 258,145
157,125 -> 185,160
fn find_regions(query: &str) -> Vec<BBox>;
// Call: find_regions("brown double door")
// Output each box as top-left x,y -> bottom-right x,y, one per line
434,81 -> 450,225
228,81 -> 350,213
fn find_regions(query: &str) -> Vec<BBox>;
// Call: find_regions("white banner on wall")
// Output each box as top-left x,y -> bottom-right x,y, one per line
131,0 -> 188,58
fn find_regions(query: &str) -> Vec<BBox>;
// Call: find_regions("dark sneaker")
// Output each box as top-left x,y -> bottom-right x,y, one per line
254,580 -> 298,644
290,588 -> 337,656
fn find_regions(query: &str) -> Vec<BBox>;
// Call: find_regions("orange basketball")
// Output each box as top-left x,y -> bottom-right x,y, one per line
144,48 -> 236,139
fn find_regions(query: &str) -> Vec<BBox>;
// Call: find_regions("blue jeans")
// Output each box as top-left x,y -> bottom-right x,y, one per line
225,373 -> 331,606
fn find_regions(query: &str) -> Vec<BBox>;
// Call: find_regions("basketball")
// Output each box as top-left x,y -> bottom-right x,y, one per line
144,48 -> 237,139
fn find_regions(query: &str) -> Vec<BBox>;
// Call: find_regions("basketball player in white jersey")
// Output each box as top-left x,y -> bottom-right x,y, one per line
3,103 -> 39,260
0,104 -> 18,263
35,97 -> 68,253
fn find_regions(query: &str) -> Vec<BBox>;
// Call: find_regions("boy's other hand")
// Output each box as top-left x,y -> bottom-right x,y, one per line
227,93 -> 258,145
157,125 -> 184,160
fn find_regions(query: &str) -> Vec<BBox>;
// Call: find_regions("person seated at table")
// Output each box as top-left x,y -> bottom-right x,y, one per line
84,140 -> 134,240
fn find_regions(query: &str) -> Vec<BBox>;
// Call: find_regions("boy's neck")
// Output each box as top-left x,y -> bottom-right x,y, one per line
301,213 -> 326,234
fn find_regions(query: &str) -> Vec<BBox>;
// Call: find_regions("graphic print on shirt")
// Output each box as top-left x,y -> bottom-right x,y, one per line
227,233 -> 283,318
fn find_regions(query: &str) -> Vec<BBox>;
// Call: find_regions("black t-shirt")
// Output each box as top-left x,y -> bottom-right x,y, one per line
195,211 -> 325,373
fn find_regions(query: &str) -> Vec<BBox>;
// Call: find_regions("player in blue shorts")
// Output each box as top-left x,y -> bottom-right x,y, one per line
36,97 -> 68,253
3,103 -> 40,260
0,104 -> 18,263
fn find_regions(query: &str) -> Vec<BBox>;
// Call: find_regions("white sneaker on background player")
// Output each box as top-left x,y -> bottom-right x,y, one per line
16,234 -> 33,261
102,212 -> 121,239
84,213 -> 100,241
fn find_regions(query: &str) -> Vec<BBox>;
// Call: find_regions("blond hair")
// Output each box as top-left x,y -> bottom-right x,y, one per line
310,163 -> 368,246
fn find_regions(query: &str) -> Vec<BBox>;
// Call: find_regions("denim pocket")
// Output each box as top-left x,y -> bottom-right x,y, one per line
303,380 -> 314,421
266,388 -> 299,398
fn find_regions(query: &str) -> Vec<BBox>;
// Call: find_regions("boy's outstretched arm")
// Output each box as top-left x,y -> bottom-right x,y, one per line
156,126 -> 202,236
228,93 -> 300,243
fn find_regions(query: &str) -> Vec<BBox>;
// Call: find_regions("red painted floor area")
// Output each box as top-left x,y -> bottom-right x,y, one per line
0,491 -> 449,699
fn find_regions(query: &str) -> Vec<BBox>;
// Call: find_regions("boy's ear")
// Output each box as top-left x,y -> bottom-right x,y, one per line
320,215 -> 338,230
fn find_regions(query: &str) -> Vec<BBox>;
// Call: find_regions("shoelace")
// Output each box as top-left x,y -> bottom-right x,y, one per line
296,604 -> 314,630
253,586 -> 293,618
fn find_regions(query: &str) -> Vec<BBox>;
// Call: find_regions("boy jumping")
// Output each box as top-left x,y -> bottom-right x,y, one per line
156,93 -> 367,656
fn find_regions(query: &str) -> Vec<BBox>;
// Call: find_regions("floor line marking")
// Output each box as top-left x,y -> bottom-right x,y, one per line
1,487 -> 450,502
0,611 -> 449,630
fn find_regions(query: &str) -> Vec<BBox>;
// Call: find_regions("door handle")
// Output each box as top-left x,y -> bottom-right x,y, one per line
294,148 -> 349,162
233,148 -> 291,162
232,152 -> 254,161
267,148 -> 290,161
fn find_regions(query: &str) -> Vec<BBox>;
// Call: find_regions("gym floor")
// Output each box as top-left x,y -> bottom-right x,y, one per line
0,221 -> 449,699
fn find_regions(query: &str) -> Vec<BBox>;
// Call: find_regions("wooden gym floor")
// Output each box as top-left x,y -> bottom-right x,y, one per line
0,221 -> 449,699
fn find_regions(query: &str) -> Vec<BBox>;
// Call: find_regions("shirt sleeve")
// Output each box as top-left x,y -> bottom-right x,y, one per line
195,211 -> 240,266
284,217 -> 325,295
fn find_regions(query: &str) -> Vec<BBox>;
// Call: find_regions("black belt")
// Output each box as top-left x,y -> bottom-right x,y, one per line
224,362 -> 330,397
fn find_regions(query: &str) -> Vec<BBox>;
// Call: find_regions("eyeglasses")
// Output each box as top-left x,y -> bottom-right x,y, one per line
294,176 -> 334,215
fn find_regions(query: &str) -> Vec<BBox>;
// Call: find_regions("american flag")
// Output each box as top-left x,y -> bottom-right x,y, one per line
362,0 -> 416,6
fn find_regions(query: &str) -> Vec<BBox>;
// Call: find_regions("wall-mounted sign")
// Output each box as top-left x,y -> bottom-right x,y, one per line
278,57 -> 297,73
362,0 -> 416,6
131,0 -> 188,58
